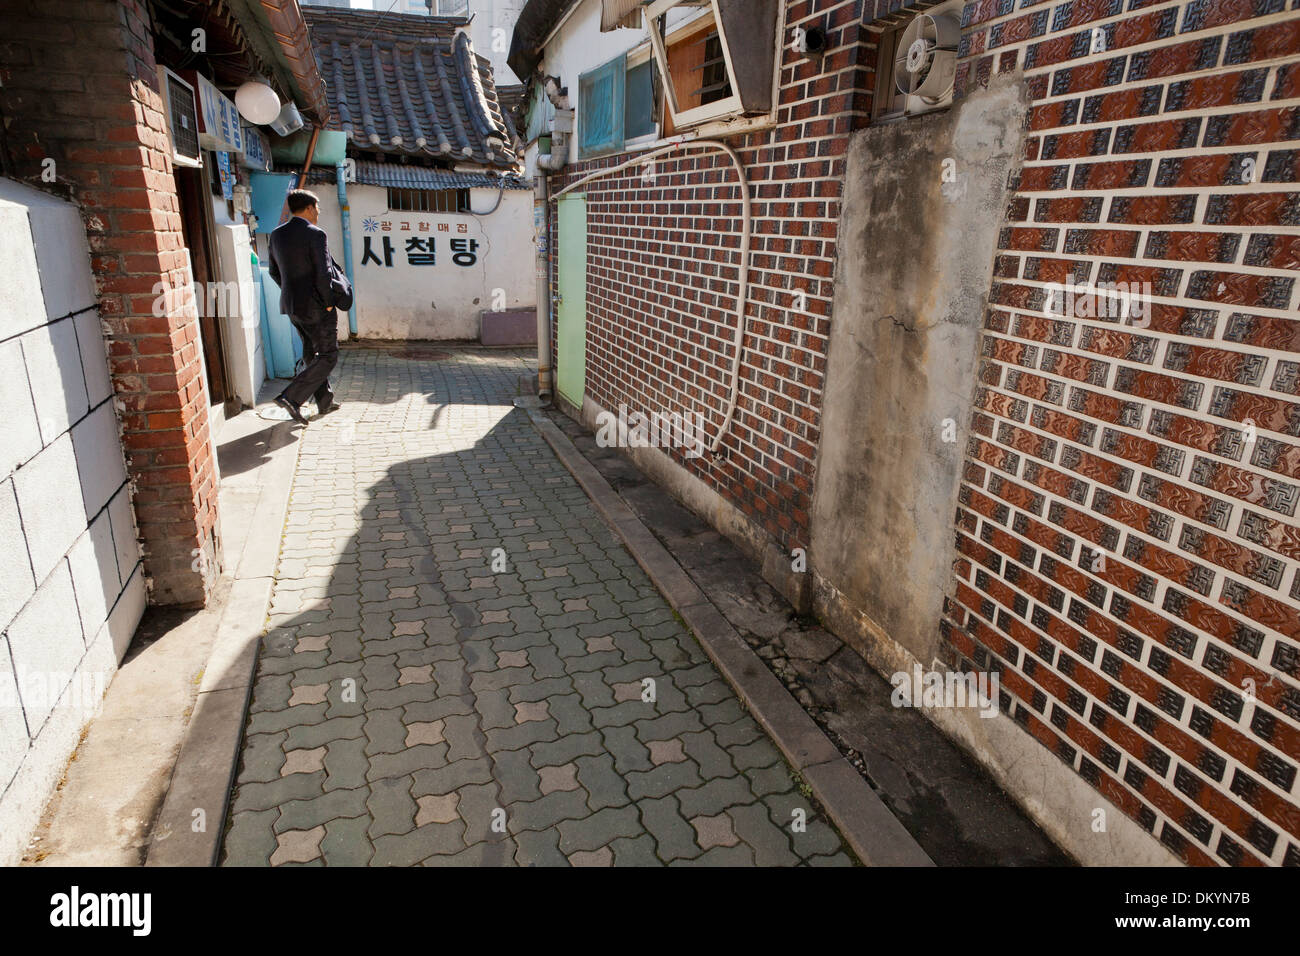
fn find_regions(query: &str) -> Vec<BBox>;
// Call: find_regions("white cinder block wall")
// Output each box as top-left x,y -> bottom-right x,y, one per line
0,178 -> 146,865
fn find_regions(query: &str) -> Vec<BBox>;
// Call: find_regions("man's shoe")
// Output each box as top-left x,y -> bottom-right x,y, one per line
316,400 -> 341,417
275,394 -> 309,425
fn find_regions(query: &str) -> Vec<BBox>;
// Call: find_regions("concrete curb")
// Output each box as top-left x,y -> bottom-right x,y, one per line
518,399 -> 935,867
144,417 -> 301,867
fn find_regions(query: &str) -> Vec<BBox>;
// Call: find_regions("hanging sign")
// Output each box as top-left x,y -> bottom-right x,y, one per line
240,125 -> 272,171
216,151 -> 234,200
193,72 -> 244,154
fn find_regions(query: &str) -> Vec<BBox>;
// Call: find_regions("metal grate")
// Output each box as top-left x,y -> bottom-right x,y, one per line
387,187 -> 469,213
167,75 -> 200,162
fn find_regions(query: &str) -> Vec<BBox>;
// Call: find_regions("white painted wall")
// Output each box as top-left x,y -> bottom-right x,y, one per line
0,178 -> 146,867
541,0 -> 649,81
536,0 -> 663,165
314,183 -> 536,341
466,0 -> 529,86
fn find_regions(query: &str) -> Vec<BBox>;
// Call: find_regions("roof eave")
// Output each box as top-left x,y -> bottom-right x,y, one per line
508,0 -> 581,80
225,0 -> 330,124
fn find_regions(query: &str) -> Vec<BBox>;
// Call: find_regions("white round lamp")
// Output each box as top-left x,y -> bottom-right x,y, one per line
235,79 -> 281,125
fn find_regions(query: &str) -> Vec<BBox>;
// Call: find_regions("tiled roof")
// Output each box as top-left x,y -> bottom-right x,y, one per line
303,8 -> 520,169
289,160 -> 532,191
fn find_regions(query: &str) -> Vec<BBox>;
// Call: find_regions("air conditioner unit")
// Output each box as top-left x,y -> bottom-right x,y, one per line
894,11 -> 958,108
159,67 -> 203,167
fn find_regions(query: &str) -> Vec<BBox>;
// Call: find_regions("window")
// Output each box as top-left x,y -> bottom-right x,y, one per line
578,52 -> 657,158
871,0 -> 961,123
665,23 -> 730,112
624,59 -> 656,140
436,0 -> 469,15
160,67 -> 201,166
387,188 -> 469,213
645,0 -> 781,130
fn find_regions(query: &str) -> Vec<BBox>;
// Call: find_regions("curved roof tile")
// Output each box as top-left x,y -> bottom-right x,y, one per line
304,8 -> 520,169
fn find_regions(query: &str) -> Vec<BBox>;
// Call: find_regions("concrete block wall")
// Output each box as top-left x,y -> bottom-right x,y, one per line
0,0 -> 221,607
0,177 -> 147,866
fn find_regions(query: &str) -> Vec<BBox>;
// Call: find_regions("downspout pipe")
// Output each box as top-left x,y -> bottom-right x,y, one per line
534,119 -> 570,401
336,161 -> 358,337
534,172 -> 553,401
276,124 -> 321,227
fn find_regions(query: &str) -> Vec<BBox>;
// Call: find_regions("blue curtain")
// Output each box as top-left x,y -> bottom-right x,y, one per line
579,54 -> 626,157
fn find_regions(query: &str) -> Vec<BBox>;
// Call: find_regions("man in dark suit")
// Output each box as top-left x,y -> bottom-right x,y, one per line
267,189 -> 350,425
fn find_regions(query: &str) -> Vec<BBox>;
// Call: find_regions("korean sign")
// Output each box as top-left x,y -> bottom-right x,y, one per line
359,217 -> 482,269
194,72 -> 243,154
240,125 -> 272,171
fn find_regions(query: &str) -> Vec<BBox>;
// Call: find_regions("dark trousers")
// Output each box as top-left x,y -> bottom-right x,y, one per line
283,305 -> 339,407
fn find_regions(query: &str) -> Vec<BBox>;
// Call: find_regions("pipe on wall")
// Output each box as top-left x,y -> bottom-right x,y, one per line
550,138 -> 751,456
534,173 -> 553,401
335,161 -> 358,337
533,118 -> 570,401
275,125 -> 321,227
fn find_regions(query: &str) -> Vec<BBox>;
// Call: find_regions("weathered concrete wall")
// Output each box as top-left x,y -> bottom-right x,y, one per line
806,76 -> 1180,867
811,75 -> 1029,669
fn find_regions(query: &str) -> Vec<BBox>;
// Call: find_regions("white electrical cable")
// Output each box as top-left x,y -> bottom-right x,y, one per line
550,138 -> 752,455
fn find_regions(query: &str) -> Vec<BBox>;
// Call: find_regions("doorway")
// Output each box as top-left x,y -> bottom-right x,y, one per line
174,164 -> 229,407
556,193 -> 587,409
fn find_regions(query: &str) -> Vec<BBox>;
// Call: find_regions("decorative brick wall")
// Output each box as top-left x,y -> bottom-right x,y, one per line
940,0 -> 1300,865
0,0 -> 220,606
542,0 -> 1299,865
547,0 -> 876,556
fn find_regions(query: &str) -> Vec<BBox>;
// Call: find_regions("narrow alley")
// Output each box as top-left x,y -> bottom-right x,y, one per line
221,347 -> 852,866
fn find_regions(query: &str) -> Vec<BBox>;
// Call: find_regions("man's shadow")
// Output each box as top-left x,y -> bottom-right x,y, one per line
213,348 -> 633,866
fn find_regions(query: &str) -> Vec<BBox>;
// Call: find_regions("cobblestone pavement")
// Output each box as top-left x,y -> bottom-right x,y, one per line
221,347 -> 852,866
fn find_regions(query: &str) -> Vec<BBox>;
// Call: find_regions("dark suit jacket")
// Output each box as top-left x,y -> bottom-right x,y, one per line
267,215 -> 349,318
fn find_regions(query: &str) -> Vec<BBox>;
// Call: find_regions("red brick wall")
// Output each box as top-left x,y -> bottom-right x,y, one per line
547,0 -> 876,556
0,0 -> 220,606
942,0 -> 1300,865
545,0 -> 1299,865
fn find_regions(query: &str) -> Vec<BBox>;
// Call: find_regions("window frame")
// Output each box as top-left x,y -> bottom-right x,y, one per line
435,0 -> 470,16
578,53 -> 628,159
644,0 -> 746,129
623,45 -> 659,148
386,187 -> 470,214
577,48 -> 661,159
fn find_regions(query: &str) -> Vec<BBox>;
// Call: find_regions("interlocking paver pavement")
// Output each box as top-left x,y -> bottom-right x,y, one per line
221,347 -> 852,866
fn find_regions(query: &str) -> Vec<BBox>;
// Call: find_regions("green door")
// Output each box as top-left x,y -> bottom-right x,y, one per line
556,194 -> 587,408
